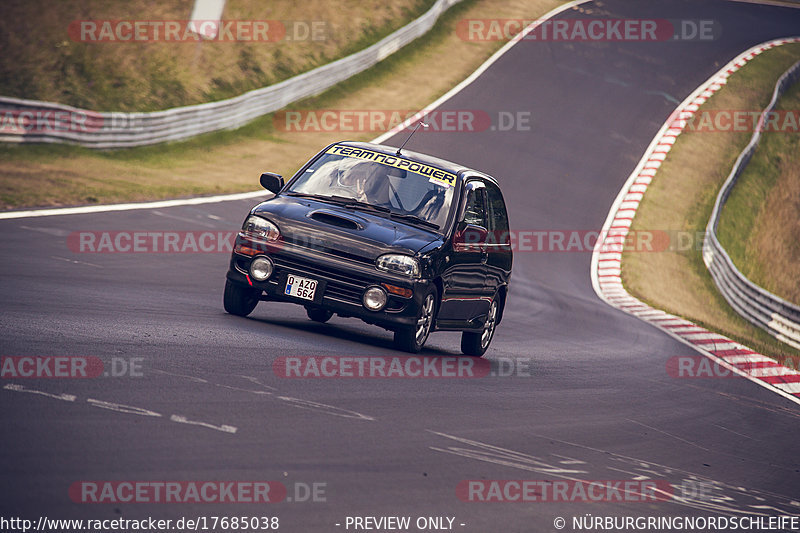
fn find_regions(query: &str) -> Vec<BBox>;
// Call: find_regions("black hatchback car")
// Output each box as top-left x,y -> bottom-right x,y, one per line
224,141 -> 512,355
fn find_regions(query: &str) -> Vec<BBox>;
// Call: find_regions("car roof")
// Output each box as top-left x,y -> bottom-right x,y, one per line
337,141 -> 472,177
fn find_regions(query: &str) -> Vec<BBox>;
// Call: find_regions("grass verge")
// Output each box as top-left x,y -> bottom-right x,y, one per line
621,43 -> 800,367
0,0 -> 566,210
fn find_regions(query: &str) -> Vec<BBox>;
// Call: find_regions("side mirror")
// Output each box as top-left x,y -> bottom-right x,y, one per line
454,223 -> 488,251
259,172 -> 284,194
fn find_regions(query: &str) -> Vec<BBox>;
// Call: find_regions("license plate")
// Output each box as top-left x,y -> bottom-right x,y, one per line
284,274 -> 318,301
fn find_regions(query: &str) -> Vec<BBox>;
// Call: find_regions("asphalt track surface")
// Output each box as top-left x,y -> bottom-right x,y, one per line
2,1 -> 800,531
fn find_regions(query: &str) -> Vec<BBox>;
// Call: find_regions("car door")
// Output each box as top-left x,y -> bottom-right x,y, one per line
483,179 -> 513,299
438,180 -> 492,325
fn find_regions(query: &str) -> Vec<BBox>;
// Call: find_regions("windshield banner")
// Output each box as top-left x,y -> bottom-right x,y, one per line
326,145 -> 457,187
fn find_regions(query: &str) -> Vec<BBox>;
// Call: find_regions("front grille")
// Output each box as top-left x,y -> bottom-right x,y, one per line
273,255 -> 374,305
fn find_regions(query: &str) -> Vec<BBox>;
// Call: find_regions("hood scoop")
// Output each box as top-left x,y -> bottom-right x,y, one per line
308,209 -> 363,230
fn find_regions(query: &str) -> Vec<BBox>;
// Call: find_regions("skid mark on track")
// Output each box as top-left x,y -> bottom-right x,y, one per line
428,430 -> 800,516
50,255 -> 104,268
276,396 -> 374,421
606,467 -> 651,481
151,209 -> 219,228
170,414 -> 237,433
154,370 -> 276,393
152,369 -> 374,421
235,374 -> 278,390
87,398 -> 161,417
427,430 -> 586,476
216,374 -> 277,394
4,383 -> 76,402
626,419 -> 711,452
551,454 -> 587,465
19,225 -> 70,237
4,383 -> 236,434
216,383 -> 273,395
151,369 -> 210,383
713,423 -> 756,440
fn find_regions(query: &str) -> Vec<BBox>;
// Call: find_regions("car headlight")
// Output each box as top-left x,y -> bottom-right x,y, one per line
376,254 -> 420,278
243,215 -> 280,241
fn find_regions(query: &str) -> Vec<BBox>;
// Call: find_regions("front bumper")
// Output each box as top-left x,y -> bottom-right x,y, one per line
226,240 -> 432,331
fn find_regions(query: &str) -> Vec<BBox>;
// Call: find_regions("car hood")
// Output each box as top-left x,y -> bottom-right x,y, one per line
251,196 -> 442,261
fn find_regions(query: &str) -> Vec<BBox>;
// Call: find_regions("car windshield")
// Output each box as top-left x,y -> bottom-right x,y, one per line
287,148 -> 457,230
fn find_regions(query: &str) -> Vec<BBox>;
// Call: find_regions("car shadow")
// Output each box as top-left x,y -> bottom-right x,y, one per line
243,313 -> 459,356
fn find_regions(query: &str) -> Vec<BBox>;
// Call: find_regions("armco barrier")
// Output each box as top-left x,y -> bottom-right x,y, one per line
702,59 -> 800,350
0,0 -> 463,149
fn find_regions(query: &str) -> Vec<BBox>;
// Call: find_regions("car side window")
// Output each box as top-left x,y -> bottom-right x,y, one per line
463,185 -> 488,229
484,181 -> 509,233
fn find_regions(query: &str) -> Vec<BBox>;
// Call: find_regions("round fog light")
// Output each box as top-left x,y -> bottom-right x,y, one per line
249,256 -> 274,281
363,286 -> 387,311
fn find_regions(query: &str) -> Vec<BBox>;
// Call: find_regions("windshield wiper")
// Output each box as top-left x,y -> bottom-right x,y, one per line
388,212 -> 440,230
285,192 -> 345,205
288,192 -> 401,220
328,196 -> 391,214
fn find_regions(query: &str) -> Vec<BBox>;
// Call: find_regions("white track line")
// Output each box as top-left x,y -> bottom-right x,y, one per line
0,190 -> 268,220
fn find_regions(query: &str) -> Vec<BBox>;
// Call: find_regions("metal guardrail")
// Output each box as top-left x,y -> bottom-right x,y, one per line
702,60 -> 800,350
0,0 -> 462,149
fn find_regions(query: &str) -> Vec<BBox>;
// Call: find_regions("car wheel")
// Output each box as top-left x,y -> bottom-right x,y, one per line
394,289 -> 437,353
461,298 -> 498,356
223,279 -> 260,317
306,307 -> 333,323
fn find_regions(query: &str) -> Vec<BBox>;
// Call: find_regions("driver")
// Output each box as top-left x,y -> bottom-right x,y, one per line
385,166 -> 407,210
332,160 -> 374,202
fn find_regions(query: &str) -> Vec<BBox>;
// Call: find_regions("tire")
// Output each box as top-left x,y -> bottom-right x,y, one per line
223,279 -> 260,317
461,298 -> 498,357
394,289 -> 437,353
306,307 -> 333,323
